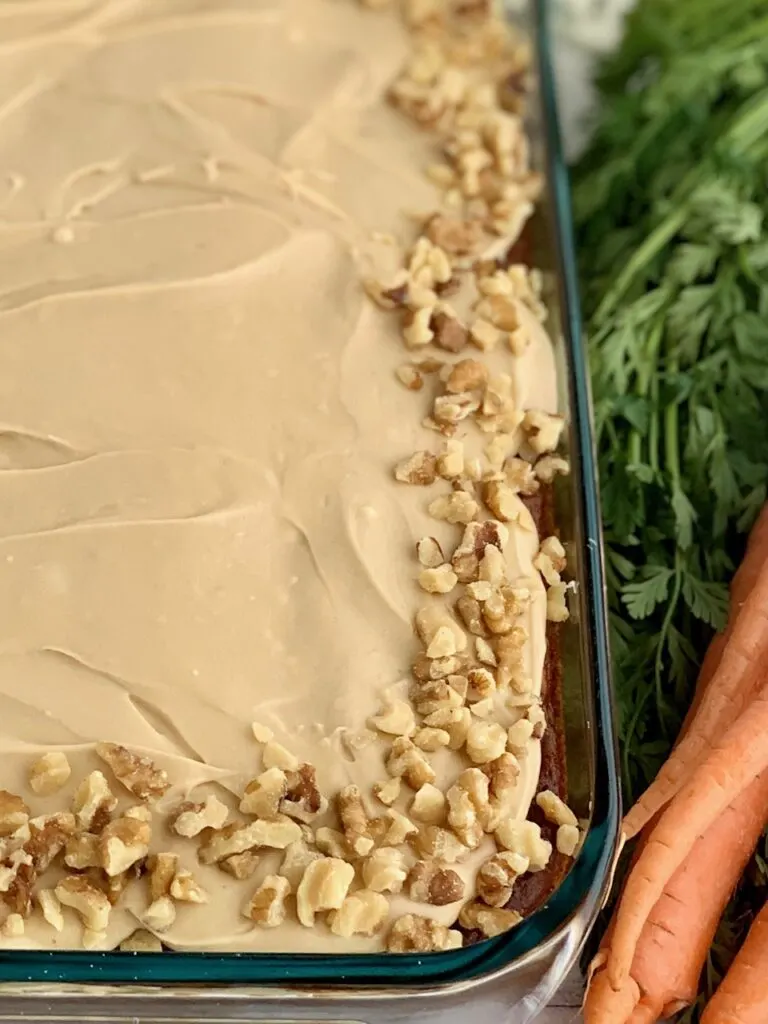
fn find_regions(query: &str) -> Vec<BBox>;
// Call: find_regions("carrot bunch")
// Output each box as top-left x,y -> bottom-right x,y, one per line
585,505 -> 768,1023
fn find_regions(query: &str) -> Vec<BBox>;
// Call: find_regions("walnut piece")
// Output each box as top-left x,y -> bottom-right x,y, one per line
243,875 -> 290,927
423,706 -> 472,751
251,721 -> 274,743
370,698 -> 416,738
281,764 -> 327,823
446,768 -> 491,848
387,914 -> 463,953
171,794 -> 229,838
198,816 -> 302,864
476,850 -> 529,907
437,439 -> 465,479
220,850 -> 261,880
535,453 -> 570,483
431,312 -> 468,353
100,816 -> 151,877
415,605 -> 467,658
535,790 -> 578,828
72,771 -> 117,832
459,901 -> 522,937
466,721 -> 508,764
64,833 -> 101,870
55,875 -> 111,932
410,783 -> 446,825
424,213 -> 484,256
95,743 -> 169,801
142,895 -> 176,932
445,359 -> 488,394
296,858 -> 355,927
413,726 -> 450,751
557,823 -> 581,857
428,490 -> 478,526
417,537 -> 444,568
386,737 -> 436,790
337,785 -> 374,856
2,913 -> 24,937
451,520 -> 507,583
507,718 -> 535,753
415,825 -> 470,864
383,808 -> 418,846
395,450 -> 438,485
408,861 -> 465,905
280,840 -> 322,890
148,852 -> 178,900
495,819 -> 552,871
37,889 -> 64,932
0,791 -> 29,838
522,409 -> 565,455
418,565 -> 459,595
373,778 -> 401,806
362,847 -> 408,894
28,753 -> 71,796
546,582 -> 570,623
240,768 -> 288,819
396,363 -> 425,391
329,890 -> 389,937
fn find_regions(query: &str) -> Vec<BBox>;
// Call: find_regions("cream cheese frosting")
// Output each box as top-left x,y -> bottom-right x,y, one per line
0,0 -> 564,953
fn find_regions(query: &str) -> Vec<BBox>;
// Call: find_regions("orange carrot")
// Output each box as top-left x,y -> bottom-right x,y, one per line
701,900 -> 768,1024
585,769 -> 768,1023
624,534 -> 768,839
608,686 -> 768,990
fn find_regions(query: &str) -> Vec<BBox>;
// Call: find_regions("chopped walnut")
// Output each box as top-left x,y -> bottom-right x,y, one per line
466,721 -> 508,764
447,768 -> 490,847
198,816 -> 302,864
415,605 -> 467,657
424,213 -> 484,256
412,678 -> 464,715
417,536 -> 444,568
483,584 -> 529,635
433,391 -> 480,427
262,741 -> 299,772
55,875 -> 111,932
100,816 -> 151,877
403,306 -> 435,348
483,481 -> 528,524
251,721 -> 274,744
28,752 -> 71,796
535,790 -> 578,828
470,318 -> 501,352
546,582 -> 570,623
148,852 -> 179,901
526,703 -> 547,738
95,743 -> 169,801
451,520 -> 507,583
387,914 -> 463,953
457,596 -> 486,637
535,453 -> 570,483
431,311 -> 468,353
479,544 -> 507,585
445,359 -> 488,394
477,293 -> 519,331
170,869 -> 207,904
281,764 -> 327,823
437,439 -> 465,479
2,913 -> 24,938
413,726 -> 451,751
362,846 -> 408,894
314,827 -> 350,860
415,825 -> 470,864
330,889 -> 389,937
396,363 -> 425,391
557,824 -> 581,857
495,627 -> 528,691
370,697 -> 416,738
386,737 -> 436,790
240,768 -> 288,819
142,896 -> 176,932
373,778 -> 401,807
476,850 -> 529,907
383,809 -> 418,846
423,706 -> 472,751
476,636 -> 497,666
120,929 -> 163,953
459,901 -> 522,937
296,858 -> 355,928
410,783 -> 446,825
337,785 -> 374,857
395,450 -> 438,485
506,457 -> 540,495
522,409 -> 565,455
466,667 -> 496,703
408,861 -> 465,905
0,792 -> 29,838
64,833 -> 101,870
495,819 -> 552,871
507,718 -> 535,753
170,795 -> 229,838
243,874 -> 290,927
220,850 -> 260,880
37,889 -> 64,932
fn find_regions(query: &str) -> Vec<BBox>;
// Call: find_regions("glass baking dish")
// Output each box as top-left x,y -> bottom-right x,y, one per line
0,0 -> 620,1019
